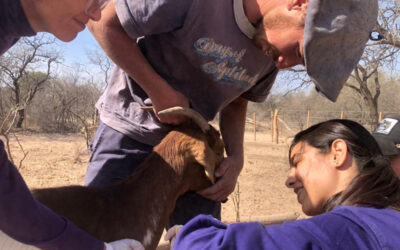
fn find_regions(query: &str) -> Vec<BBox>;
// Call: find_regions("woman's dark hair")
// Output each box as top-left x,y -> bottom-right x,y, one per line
289,119 -> 400,211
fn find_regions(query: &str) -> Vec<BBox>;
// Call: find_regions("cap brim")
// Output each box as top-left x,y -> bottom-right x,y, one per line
303,0 -> 378,102
373,134 -> 400,156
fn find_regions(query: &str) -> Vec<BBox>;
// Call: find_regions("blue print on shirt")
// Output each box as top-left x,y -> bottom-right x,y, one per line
194,38 -> 259,89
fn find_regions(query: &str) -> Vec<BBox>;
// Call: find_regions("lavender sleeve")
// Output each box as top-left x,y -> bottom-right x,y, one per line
0,0 -> 36,55
0,140 -> 104,250
173,211 -> 378,250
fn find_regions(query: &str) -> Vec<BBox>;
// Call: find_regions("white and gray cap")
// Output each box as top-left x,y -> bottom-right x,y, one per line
304,0 -> 378,102
373,115 -> 400,156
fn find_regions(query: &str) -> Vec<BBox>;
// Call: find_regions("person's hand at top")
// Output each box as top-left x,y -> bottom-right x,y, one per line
151,85 -> 190,126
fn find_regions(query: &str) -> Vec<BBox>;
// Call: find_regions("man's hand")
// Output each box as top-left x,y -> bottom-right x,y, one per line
151,87 -> 190,125
104,239 -> 144,250
197,155 -> 243,202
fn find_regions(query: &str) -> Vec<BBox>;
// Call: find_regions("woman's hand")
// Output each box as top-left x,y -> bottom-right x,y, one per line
104,238 -> 144,250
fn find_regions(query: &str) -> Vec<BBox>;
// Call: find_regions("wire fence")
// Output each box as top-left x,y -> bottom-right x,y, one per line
245,109 -> 400,143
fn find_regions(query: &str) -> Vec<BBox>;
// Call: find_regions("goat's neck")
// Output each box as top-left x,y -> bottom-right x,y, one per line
118,153 -> 188,249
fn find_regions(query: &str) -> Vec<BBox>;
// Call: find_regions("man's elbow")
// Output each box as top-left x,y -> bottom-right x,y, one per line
87,1 -> 121,37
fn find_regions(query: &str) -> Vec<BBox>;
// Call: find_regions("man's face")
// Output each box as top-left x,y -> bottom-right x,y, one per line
40,0 -> 106,42
253,6 -> 305,69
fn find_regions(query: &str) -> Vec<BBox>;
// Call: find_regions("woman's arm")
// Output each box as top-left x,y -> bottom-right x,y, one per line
0,139 -> 104,249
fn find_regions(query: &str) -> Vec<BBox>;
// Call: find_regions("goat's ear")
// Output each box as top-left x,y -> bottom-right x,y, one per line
190,141 -> 218,184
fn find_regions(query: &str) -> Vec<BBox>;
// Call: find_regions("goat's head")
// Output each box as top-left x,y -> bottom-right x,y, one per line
158,107 -> 224,191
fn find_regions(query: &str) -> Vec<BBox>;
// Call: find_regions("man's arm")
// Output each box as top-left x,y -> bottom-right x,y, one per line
198,97 -> 247,201
87,1 -> 188,124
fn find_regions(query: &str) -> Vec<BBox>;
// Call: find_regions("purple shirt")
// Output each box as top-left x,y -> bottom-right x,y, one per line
0,140 -> 104,249
0,1 -> 104,249
97,0 -> 278,145
0,0 -> 35,54
174,206 -> 400,249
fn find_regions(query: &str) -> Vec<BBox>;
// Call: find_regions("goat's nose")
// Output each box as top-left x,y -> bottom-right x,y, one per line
285,167 -> 296,188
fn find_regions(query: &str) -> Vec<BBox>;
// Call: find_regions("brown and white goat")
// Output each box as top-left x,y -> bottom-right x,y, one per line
32,107 -> 224,250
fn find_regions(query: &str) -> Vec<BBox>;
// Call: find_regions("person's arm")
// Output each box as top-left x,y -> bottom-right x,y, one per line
0,139 -> 104,249
172,212 -> 375,250
198,97 -> 247,201
87,1 -> 188,124
0,139 -> 144,250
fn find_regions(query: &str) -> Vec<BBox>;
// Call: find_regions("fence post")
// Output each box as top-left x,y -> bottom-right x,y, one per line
272,109 -> 279,144
340,111 -> 344,119
271,110 -> 274,143
306,110 -> 310,128
253,112 -> 256,141
24,112 -> 27,130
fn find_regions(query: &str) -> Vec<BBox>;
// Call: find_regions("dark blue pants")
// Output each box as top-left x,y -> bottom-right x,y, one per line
84,122 -> 221,228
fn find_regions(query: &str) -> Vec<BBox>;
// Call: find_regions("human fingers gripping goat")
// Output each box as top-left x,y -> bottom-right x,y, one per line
197,156 -> 243,201
104,239 -> 144,250
151,88 -> 190,125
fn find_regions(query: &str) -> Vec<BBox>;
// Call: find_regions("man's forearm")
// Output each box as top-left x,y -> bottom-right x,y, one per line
87,1 -> 172,100
196,97 -> 247,201
219,97 -> 247,163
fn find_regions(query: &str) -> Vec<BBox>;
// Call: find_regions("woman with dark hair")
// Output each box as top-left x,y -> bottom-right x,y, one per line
167,119 -> 400,249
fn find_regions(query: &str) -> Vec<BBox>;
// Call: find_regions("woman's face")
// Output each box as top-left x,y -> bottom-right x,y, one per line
253,4 -> 305,69
39,0 -> 106,41
285,142 -> 339,216
390,154 -> 400,178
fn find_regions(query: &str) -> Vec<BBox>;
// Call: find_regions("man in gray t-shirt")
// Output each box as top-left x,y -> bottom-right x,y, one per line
86,0 -> 378,228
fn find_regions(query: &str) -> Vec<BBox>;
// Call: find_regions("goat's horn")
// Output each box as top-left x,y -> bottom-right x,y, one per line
158,107 -> 210,132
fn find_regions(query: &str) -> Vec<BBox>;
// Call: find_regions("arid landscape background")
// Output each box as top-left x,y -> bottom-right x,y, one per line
1,1 -> 399,247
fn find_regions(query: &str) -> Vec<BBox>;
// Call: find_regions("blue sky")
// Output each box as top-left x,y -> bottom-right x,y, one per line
60,28 -> 100,66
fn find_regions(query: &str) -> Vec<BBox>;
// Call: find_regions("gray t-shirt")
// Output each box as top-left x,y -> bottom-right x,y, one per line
98,0 -> 278,145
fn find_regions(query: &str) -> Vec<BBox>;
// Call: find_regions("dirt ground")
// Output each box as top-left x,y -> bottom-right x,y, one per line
1,128 -> 305,248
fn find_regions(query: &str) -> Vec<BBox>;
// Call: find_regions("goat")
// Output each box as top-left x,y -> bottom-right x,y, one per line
32,107 -> 224,250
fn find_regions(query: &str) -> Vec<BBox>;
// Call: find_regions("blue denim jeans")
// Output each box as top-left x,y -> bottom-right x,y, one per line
84,122 -> 221,228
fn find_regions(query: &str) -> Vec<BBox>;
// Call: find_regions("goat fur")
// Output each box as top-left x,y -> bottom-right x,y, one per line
32,120 -> 224,250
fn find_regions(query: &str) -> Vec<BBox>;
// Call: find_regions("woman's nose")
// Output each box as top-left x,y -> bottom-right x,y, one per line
285,168 -> 296,188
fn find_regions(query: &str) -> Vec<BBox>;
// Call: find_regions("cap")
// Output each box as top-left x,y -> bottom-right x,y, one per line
304,0 -> 378,102
372,115 -> 400,156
